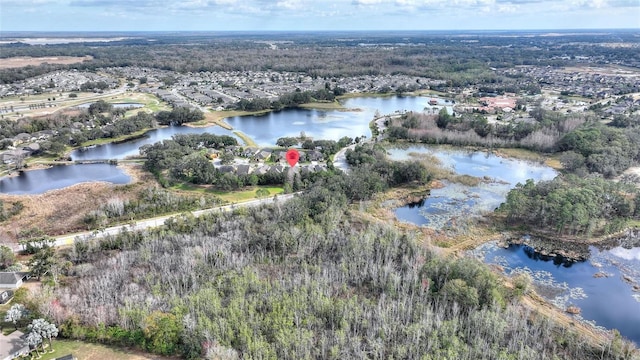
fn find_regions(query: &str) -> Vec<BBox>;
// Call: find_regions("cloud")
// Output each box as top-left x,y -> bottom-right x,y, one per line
352,0 -> 386,4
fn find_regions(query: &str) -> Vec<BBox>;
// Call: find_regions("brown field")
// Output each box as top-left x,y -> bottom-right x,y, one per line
0,56 -> 93,69
0,164 -> 151,244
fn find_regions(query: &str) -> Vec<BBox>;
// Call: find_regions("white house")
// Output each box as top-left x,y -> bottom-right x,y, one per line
0,272 -> 27,289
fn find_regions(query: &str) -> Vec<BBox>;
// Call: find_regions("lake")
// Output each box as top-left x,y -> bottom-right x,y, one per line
388,145 -> 557,228
8,95 -> 437,192
72,95 -> 435,161
226,95 -> 437,147
470,241 -> 640,345
0,164 -> 130,195
71,124 -> 233,161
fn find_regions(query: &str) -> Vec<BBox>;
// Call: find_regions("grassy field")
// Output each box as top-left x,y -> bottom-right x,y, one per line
233,131 -> 258,147
172,183 -> 284,202
210,186 -> 284,203
80,128 -> 150,147
210,186 -> 284,202
0,91 -> 170,121
298,101 -> 347,110
36,339 -> 172,360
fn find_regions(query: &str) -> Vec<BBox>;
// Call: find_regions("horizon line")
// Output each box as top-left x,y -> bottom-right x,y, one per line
1,28 -> 639,35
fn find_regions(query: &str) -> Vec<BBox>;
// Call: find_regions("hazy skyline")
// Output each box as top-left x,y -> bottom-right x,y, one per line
2,0 -> 639,32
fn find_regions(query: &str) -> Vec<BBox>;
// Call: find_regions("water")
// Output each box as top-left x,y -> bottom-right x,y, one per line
10,95 -> 442,192
470,242 -> 640,345
73,96 -> 434,160
71,125 -> 233,160
389,145 -> 557,229
226,96 -> 432,146
0,164 -> 130,195
387,144 -> 639,344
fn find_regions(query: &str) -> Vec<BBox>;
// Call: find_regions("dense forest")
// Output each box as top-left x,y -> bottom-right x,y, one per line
29,175 -> 637,359
2,31 -> 638,87
499,176 -> 640,236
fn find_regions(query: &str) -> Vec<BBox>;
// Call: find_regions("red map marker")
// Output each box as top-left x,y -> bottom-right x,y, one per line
286,149 -> 299,167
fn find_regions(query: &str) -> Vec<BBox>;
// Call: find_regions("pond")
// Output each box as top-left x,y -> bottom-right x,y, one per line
0,163 -> 130,195
470,241 -> 640,345
388,145 -> 557,229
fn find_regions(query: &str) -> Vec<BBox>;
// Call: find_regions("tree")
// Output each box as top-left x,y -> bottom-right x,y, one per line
27,318 -> 58,351
28,245 -> 56,281
25,330 -> 43,357
219,151 -> 235,165
28,318 -> 57,353
4,303 -> 27,330
143,311 -> 181,355
0,245 -> 16,270
276,137 -> 298,148
43,321 -> 59,352
436,108 -> 451,129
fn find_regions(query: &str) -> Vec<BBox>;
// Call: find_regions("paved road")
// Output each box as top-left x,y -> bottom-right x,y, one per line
44,193 -> 297,250
332,114 -> 399,173
332,144 -> 356,173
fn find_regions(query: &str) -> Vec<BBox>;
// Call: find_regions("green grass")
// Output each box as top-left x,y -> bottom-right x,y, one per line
298,101 -> 347,110
81,128 -> 150,147
170,184 -> 283,203
170,183 -> 210,193
209,186 -> 284,203
233,131 -> 258,147
35,339 -> 157,360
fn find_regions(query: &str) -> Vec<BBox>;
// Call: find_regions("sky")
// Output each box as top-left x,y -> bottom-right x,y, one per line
1,0 -> 639,32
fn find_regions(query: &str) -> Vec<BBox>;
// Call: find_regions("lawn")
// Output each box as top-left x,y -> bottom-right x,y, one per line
232,131 -> 258,147
171,184 -> 284,203
209,186 -> 284,203
36,339 -> 173,360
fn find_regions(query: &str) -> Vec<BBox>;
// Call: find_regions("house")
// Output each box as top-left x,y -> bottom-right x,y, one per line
0,149 -> 30,165
254,150 -> 272,162
241,147 -> 258,157
0,331 -> 29,360
236,164 -> 252,176
307,150 -> 324,162
218,165 -> 236,173
254,165 -> 270,175
23,143 -> 41,155
13,133 -> 32,145
268,165 -> 286,174
0,289 -> 14,304
273,151 -> 287,162
0,272 -> 28,289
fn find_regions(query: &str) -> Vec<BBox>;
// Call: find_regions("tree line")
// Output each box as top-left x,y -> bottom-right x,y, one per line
498,175 -> 640,236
